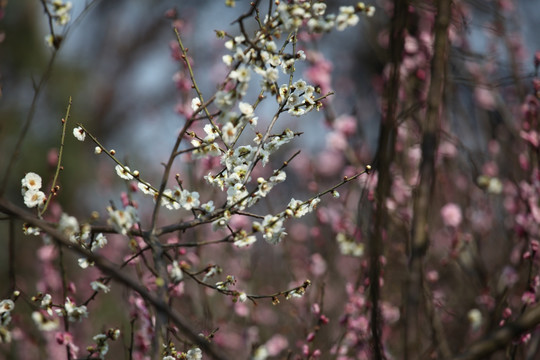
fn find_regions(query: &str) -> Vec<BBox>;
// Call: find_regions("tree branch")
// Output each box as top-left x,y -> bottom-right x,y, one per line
453,302 -> 540,360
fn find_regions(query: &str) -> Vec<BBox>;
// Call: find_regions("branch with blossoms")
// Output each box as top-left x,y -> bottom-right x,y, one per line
0,1 -> 377,359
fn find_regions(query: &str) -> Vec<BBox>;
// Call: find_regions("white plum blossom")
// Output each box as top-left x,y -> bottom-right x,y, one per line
201,200 -> 215,214
73,126 -> 85,141
181,190 -> 200,210
0,299 -> 14,342
293,79 -> 307,92
286,198 -> 310,218
212,216 -> 230,231
215,90 -> 235,110
21,172 -> 42,191
236,292 -> 248,303
467,308 -> 483,331
23,189 -> 46,208
23,225 -> 41,236
222,54 -> 233,66
253,215 -> 287,245
138,182 -> 157,196
90,281 -> 111,293
191,97 -> 201,111
91,233 -> 108,252
238,101 -> 254,116
32,311 -> 59,331
286,288 -> 306,300
203,124 -> 219,142
161,188 -> 181,210
169,260 -> 183,283
78,258 -> 92,269
233,230 -> 257,248
229,66 -> 251,83
51,0 -> 72,25
115,165 -> 133,180
93,333 -> 111,358
186,348 -> 202,360
288,105 -> 306,117
205,173 -> 225,190
57,213 -> 80,243
336,233 -> 364,257
40,294 -> 53,313
336,6 -> 359,31
0,299 -> 14,317
57,297 -> 88,322
227,183 -> 249,208
287,93 -> 301,106
107,206 -> 138,235
221,122 -> 237,145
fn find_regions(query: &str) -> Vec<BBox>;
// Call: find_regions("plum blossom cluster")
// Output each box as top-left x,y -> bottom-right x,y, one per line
49,0 -> 72,25
44,0 -> 73,47
21,172 -> 46,208
106,205 -> 138,236
249,196 -> 320,245
87,328 -> 121,359
275,2 -> 375,33
22,172 -> 109,259
108,1 -> 376,256
336,232 -> 364,257
56,297 -> 89,322
205,141 -> 290,209
31,293 -> 60,332
55,212 -> 110,271
162,346 -> 202,360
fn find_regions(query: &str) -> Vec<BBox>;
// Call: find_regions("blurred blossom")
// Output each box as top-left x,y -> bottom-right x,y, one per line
381,302 -> 400,324
305,50 -> 333,95
333,114 -> 357,136
440,203 -> 462,227
474,87 -> 497,110
497,266 -> 519,292
315,150 -> 343,177
326,131 -> 348,151
467,309 -> 482,331
310,253 -> 327,276
265,334 -> 288,356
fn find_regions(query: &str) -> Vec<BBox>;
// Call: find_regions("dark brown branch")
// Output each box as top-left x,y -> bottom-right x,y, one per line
366,0 -> 410,358
407,0 -> 452,358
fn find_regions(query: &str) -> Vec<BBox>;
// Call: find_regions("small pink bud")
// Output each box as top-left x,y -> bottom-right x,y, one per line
48,148 -> 59,167
121,192 -> 129,207
164,8 -> 177,19
319,314 -> 330,324
531,240 -> 539,253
